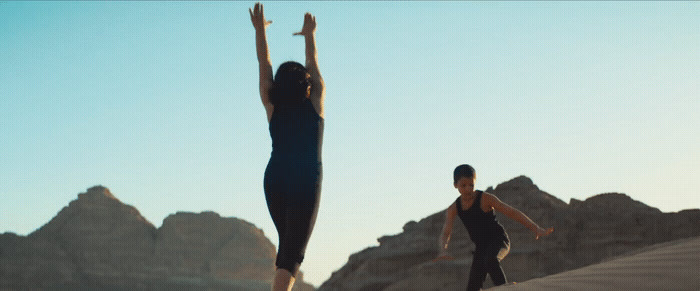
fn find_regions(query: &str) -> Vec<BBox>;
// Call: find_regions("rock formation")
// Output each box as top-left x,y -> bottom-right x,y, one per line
319,176 -> 700,291
0,186 -> 314,290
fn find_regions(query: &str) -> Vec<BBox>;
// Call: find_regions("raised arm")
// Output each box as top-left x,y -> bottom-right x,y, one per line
294,13 -> 325,118
484,193 -> 554,239
249,3 -> 274,121
434,203 -> 457,261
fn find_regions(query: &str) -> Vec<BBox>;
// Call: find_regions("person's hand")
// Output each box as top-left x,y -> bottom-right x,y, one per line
535,227 -> 554,240
293,12 -> 316,36
432,255 -> 455,262
249,2 -> 272,30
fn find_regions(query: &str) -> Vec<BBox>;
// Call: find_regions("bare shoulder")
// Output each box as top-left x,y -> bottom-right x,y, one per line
264,103 -> 274,122
447,201 -> 457,212
309,81 -> 325,119
481,192 -> 505,210
310,96 -> 324,119
446,202 -> 458,217
482,191 -> 501,201
259,72 -> 274,99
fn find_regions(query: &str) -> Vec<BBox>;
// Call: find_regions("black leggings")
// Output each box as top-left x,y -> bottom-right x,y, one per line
263,160 -> 322,276
467,239 -> 511,291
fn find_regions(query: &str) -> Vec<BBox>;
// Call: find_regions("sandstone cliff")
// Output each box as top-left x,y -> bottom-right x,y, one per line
319,176 -> 700,291
0,186 -> 314,290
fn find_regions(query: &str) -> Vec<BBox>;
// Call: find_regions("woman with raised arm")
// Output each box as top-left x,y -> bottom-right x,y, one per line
249,3 -> 325,291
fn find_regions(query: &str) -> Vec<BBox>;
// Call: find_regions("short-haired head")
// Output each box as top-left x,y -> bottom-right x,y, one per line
270,61 -> 311,106
453,164 -> 476,184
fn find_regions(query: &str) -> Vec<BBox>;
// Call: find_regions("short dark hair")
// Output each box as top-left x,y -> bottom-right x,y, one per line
453,164 -> 476,184
270,61 -> 311,106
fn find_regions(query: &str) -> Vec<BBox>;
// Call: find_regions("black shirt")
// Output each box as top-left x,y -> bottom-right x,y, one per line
269,99 -> 324,167
456,191 -> 509,247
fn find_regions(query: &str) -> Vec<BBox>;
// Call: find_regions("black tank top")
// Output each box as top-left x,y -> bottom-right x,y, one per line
456,191 -> 508,246
269,99 -> 324,165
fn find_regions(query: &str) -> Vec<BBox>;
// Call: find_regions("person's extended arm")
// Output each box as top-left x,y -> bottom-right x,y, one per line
485,193 -> 553,239
294,13 -> 325,118
435,203 -> 457,261
249,3 -> 274,121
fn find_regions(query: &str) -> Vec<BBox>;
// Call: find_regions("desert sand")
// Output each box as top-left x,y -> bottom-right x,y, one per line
491,236 -> 700,290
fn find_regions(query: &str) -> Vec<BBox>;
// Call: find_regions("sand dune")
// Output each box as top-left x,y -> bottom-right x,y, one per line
491,236 -> 700,290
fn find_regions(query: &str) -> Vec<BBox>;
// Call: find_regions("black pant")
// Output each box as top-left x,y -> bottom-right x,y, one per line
467,239 -> 511,291
264,160 -> 322,276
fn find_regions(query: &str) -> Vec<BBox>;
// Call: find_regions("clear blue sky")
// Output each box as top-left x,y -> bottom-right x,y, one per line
1,1 -> 698,287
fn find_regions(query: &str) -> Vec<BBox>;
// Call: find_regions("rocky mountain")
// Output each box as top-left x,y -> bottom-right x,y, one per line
0,186 -> 314,290
319,176 -> 700,290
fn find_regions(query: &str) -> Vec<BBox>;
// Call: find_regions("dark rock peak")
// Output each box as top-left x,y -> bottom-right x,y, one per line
585,192 -> 637,203
78,185 -> 118,201
573,192 -> 661,213
491,176 -> 568,210
162,211 -> 266,234
30,186 -> 156,239
1,186 -> 315,290
166,211 -> 250,225
163,211 -> 224,225
170,210 -> 220,218
494,175 -> 538,191
68,185 -> 140,214
402,220 -> 419,232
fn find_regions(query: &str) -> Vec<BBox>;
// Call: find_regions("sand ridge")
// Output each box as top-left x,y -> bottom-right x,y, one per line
491,236 -> 700,290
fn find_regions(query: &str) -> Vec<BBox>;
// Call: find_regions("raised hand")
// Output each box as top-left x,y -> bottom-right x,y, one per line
535,227 -> 554,240
293,12 -> 316,36
249,2 -> 272,30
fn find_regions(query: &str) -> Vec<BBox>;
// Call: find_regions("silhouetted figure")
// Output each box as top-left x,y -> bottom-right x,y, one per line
250,3 -> 325,291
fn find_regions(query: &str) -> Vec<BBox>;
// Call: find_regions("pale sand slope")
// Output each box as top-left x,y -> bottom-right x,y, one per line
491,236 -> 700,291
